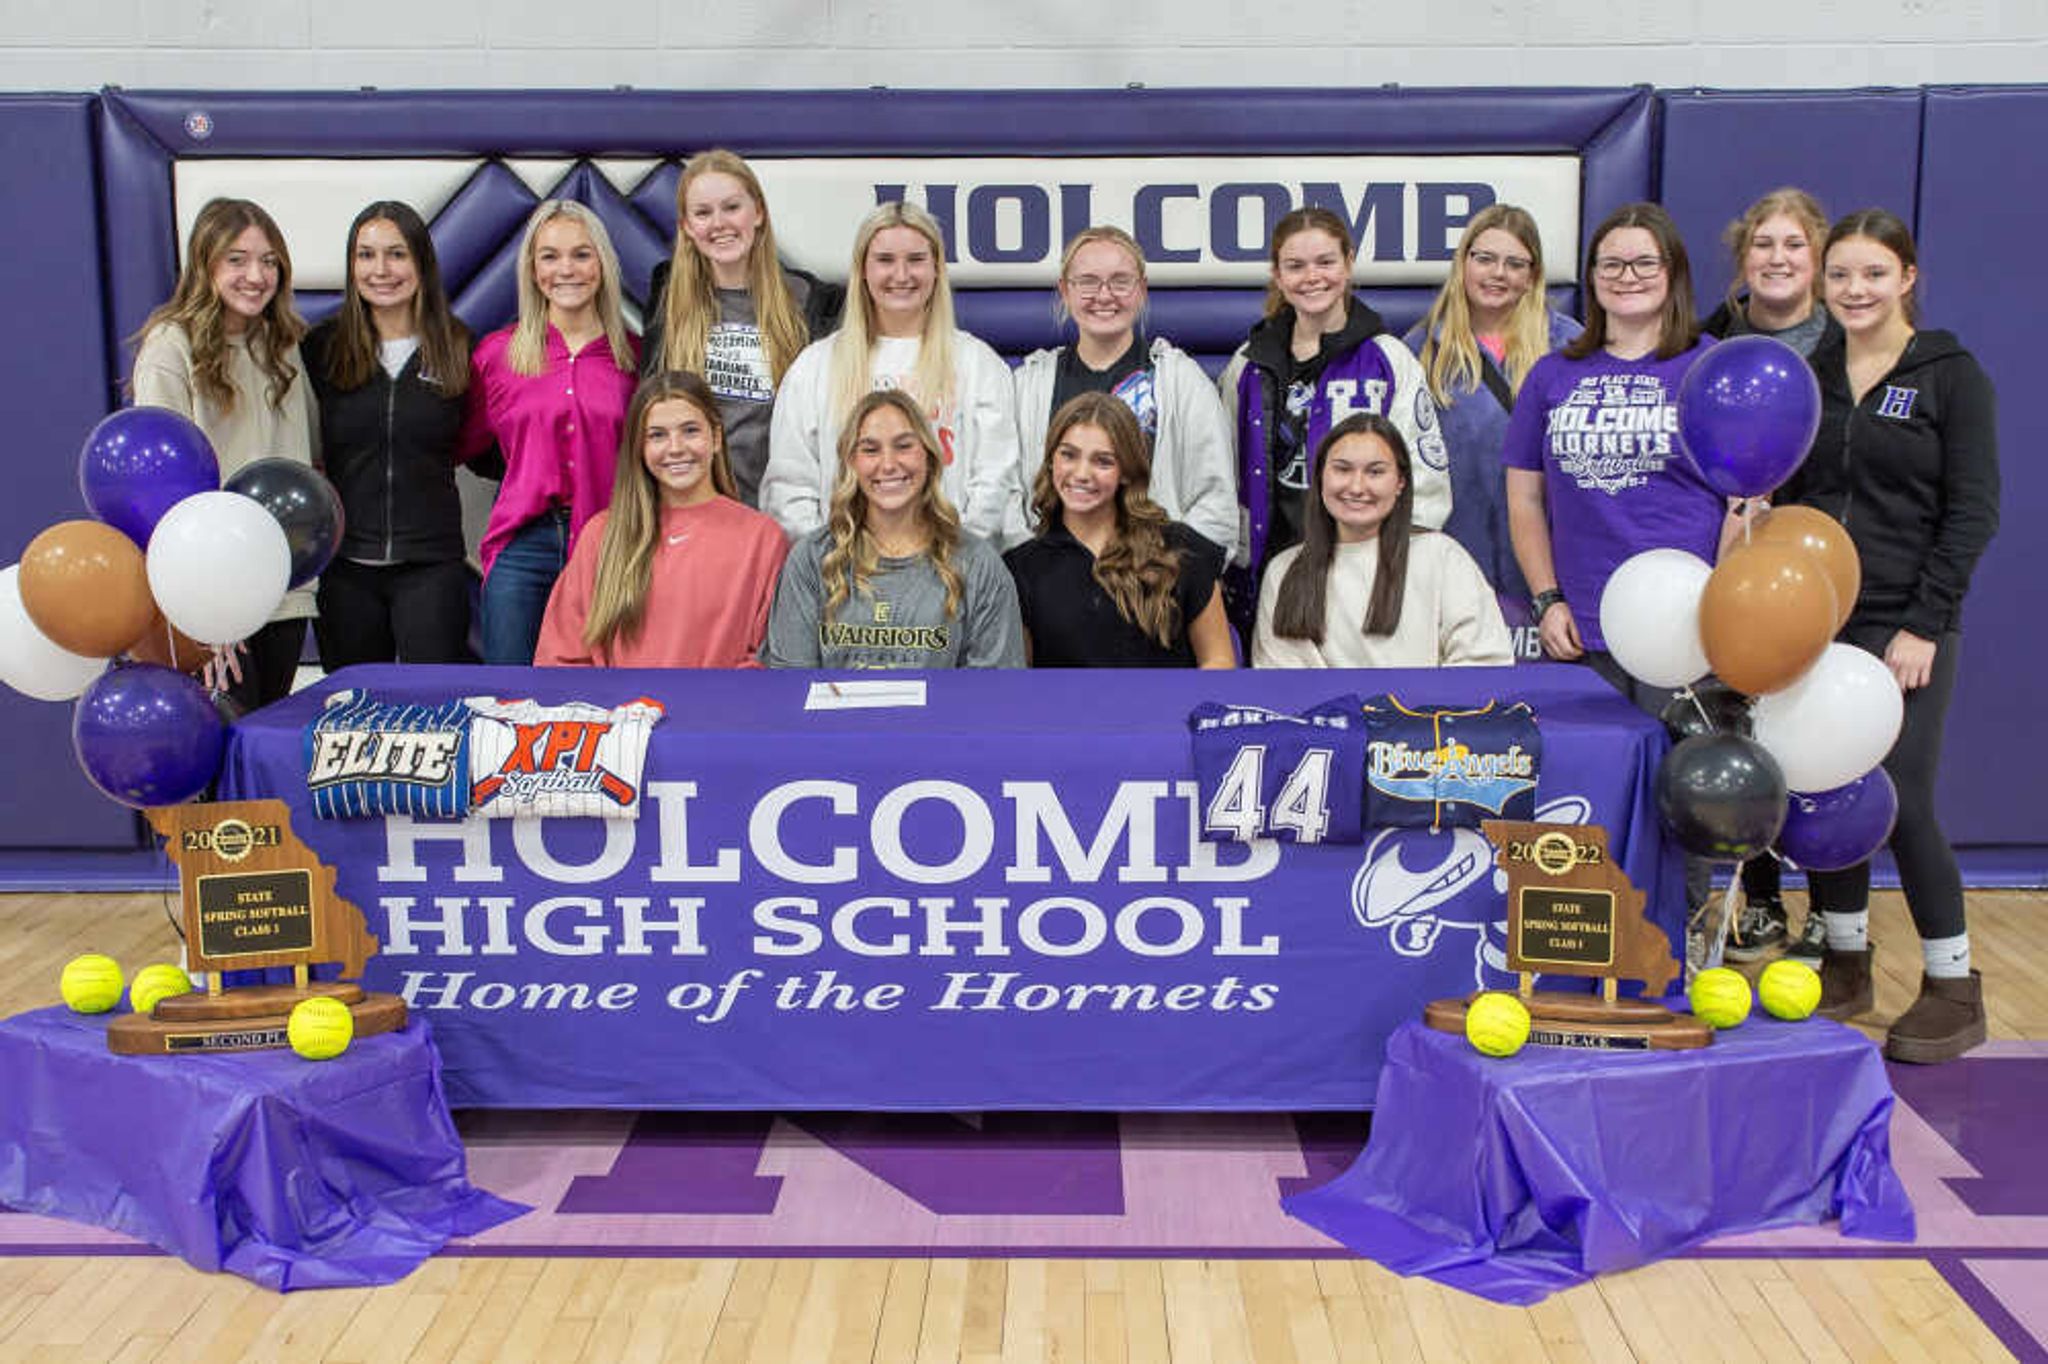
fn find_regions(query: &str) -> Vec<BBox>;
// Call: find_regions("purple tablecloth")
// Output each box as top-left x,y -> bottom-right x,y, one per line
1284,1018 -> 1915,1304
0,1006 -> 525,1290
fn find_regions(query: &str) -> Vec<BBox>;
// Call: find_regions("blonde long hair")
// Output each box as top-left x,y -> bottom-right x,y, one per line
1416,204 -> 1554,405
1028,393 -> 1183,651
827,201 -> 957,431
508,200 -> 634,376
583,373 -> 739,652
659,150 -> 811,384
135,197 -> 306,414
821,389 -> 964,619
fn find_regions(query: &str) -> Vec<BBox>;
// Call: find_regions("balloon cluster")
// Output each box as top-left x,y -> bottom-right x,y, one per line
1600,336 -> 1901,881
0,407 -> 342,807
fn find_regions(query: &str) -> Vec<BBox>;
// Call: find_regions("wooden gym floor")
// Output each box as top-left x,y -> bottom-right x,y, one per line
0,887 -> 2040,1363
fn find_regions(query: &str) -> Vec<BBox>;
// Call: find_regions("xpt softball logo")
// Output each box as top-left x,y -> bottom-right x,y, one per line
465,697 -> 664,819
1351,794 -> 1590,989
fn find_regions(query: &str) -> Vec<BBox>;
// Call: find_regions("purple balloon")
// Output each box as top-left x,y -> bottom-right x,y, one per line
71,663 -> 225,808
78,407 -> 223,549
1676,335 -> 1822,498
1776,767 -> 1899,872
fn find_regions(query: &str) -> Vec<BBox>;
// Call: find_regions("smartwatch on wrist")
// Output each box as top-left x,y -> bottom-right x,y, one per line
1531,588 -> 1566,619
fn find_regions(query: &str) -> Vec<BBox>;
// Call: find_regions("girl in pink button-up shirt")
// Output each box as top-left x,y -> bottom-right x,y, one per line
460,199 -> 640,665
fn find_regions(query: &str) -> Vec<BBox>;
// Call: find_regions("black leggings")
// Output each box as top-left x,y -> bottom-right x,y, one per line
315,558 -> 475,669
1807,624 -> 1965,942
225,617 -> 308,713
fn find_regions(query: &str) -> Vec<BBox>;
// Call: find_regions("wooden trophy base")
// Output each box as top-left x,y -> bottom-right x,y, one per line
1425,990 -> 1714,1051
106,990 -> 408,1056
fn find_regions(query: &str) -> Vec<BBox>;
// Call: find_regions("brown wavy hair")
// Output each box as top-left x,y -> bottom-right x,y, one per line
134,197 -> 306,414
584,372 -> 738,652
1028,393 -> 1183,650
1271,413 -> 1418,643
822,389 -> 964,618
318,201 -> 470,396
659,149 -> 811,384
1564,202 -> 1698,362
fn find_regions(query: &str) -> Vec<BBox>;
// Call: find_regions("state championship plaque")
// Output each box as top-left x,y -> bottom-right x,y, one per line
107,799 -> 406,1055
1423,820 -> 1710,1050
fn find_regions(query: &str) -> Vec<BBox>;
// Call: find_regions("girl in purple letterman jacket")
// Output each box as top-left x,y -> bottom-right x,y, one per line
1219,207 -> 1449,635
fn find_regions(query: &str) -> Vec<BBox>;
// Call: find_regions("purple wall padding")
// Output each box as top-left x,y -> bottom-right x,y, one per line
1660,90 -> 1925,312
1914,86 -> 2047,844
0,97 -> 145,848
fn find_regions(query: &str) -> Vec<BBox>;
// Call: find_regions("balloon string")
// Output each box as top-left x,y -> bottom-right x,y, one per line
1703,871 -> 1742,972
1684,686 -> 1713,731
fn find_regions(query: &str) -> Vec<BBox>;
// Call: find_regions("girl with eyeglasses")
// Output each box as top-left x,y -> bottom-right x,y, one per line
764,389 -> 1024,670
1005,393 -> 1233,668
1503,202 -> 1727,695
641,150 -> 844,509
763,201 -> 1022,547
1773,209 -> 1999,1064
131,197 -> 319,709
1404,204 -> 1582,615
1219,207 -> 1450,637
1012,227 -> 1237,559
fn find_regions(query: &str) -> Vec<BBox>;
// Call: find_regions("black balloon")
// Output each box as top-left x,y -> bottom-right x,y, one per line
1657,680 -> 1752,742
1655,732 -> 1787,861
223,458 -> 343,588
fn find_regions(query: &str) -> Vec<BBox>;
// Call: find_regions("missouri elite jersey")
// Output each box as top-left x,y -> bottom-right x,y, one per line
1360,694 -> 1540,830
1188,694 -> 1366,845
303,690 -> 472,820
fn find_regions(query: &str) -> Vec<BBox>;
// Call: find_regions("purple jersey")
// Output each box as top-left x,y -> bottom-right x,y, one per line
1501,341 -> 1723,650
1188,695 -> 1366,845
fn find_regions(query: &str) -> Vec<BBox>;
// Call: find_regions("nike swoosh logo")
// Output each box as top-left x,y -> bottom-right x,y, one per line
667,533 -> 691,546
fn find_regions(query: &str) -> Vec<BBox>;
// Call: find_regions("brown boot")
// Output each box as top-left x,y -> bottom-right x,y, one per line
1885,971 -> 1987,1064
1817,946 -> 1875,1021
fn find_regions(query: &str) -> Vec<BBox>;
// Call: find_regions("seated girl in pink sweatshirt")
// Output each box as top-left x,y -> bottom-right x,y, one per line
536,371 -> 787,667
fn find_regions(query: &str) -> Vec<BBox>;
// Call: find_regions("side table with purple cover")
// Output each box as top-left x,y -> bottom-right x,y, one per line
0,1007 -> 525,1291
1285,1018 -> 1916,1304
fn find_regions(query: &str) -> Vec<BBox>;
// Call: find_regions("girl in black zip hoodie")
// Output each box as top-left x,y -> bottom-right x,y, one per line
303,201 -> 478,668
1776,209 -> 2000,1064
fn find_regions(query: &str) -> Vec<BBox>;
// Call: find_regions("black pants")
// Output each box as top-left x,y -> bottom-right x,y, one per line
226,618 -> 308,713
315,558 -> 476,670
1807,624 -> 1965,942
1582,650 -> 1713,910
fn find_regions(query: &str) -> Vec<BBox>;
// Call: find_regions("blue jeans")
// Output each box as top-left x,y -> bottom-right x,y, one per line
480,509 -> 569,665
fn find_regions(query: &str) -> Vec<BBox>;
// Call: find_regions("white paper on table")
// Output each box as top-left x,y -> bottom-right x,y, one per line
803,679 -> 929,711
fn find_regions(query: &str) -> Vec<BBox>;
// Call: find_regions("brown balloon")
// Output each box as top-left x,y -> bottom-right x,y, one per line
1748,505 -> 1860,631
18,520 -> 156,659
126,608 -> 212,675
1699,542 -> 1839,696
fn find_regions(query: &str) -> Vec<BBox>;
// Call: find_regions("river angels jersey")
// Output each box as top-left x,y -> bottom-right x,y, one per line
1360,694 -> 1540,831
1188,695 -> 1367,846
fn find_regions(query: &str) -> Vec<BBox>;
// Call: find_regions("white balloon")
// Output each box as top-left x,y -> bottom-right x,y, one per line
145,491 -> 291,645
0,564 -> 106,701
1752,643 -> 1904,792
1598,548 -> 1712,688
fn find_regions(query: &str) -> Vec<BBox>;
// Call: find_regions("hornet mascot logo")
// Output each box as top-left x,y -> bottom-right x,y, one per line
1350,793 -> 1592,988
